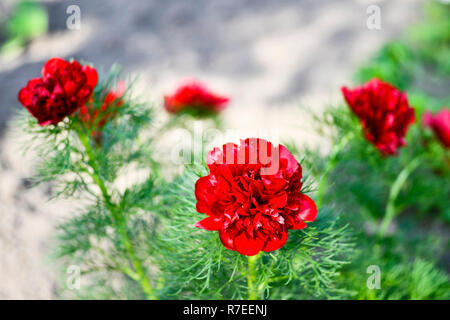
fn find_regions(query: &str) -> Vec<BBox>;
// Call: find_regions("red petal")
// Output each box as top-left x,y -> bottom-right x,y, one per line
296,194 -> 317,222
291,219 -> 307,230
384,113 -> 395,129
278,144 -> 299,177
195,176 -> 217,215
39,120 -> 52,126
219,229 -> 234,250
18,88 -> 33,107
195,217 -> 222,231
233,232 -> 265,256
42,57 -> 66,78
261,176 -> 287,194
82,65 -> 98,88
263,231 -> 288,252
164,96 -> 176,113
64,81 -> 77,95
267,192 -> 287,208
341,86 -> 355,107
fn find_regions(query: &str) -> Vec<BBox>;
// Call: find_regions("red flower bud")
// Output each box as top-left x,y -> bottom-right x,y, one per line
18,57 -> 98,126
79,81 -> 125,129
195,138 -> 317,256
164,80 -> 229,114
341,78 -> 415,156
423,108 -> 450,149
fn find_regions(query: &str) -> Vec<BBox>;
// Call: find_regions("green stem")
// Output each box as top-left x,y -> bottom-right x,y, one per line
316,134 -> 352,208
247,253 -> 261,300
76,126 -> 156,299
377,157 -> 422,238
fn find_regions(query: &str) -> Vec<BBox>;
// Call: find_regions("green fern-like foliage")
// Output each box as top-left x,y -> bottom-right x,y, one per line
339,224 -> 450,300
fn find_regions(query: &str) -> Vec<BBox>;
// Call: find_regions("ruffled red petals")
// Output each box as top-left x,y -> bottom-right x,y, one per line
18,57 -> 98,126
423,108 -> 450,149
341,78 -> 415,156
164,80 -> 229,114
194,138 -> 317,256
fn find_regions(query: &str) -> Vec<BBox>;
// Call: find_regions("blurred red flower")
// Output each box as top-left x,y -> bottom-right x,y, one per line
423,108 -> 450,149
80,81 -> 125,129
18,57 -> 98,126
195,138 -> 317,256
164,80 -> 229,114
342,78 -> 415,155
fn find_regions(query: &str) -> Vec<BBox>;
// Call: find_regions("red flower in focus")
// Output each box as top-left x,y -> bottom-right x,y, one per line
80,81 -> 125,129
164,80 -> 229,114
195,138 -> 317,256
341,78 -> 415,155
18,57 -> 98,126
423,108 -> 450,149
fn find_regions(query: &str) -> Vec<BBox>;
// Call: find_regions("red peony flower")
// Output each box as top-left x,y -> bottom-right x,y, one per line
341,78 -> 415,156
423,108 -> 450,149
79,81 -> 125,129
164,80 -> 229,114
18,57 -> 98,126
195,138 -> 317,256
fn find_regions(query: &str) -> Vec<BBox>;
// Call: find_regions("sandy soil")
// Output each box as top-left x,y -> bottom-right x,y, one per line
0,0 -> 423,299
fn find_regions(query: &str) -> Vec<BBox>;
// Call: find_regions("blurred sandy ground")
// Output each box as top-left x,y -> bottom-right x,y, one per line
0,0 -> 423,299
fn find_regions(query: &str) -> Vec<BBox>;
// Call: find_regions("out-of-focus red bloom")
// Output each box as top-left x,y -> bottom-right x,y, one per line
341,78 -> 415,156
18,57 -> 98,126
423,108 -> 450,149
164,80 -> 229,114
79,81 -> 125,129
195,138 -> 317,256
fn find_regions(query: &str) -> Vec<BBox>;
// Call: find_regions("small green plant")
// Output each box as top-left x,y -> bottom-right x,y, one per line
1,1 -> 48,56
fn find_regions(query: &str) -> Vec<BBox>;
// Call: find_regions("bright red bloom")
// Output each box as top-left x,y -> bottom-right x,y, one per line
195,138 -> 317,256
18,57 -> 98,126
79,81 -> 125,129
164,80 -> 229,114
341,78 -> 415,155
423,108 -> 450,149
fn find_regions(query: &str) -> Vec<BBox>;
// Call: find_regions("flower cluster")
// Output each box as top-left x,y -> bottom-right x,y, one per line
423,108 -> 450,149
342,78 -> 415,155
18,58 -> 98,126
16,57 -> 447,262
195,138 -> 317,256
164,80 -> 229,114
